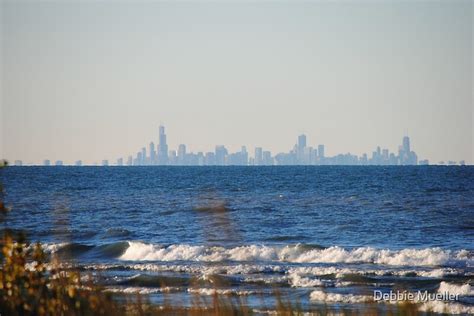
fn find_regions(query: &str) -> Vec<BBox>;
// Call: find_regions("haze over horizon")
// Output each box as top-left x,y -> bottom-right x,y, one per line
1,1 -> 473,164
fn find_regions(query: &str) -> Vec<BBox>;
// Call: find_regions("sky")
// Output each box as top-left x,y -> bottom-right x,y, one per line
1,0 -> 472,165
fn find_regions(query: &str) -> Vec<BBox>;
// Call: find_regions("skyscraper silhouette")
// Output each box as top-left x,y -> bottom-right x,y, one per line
149,142 -> 156,165
254,147 -> 263,166
158,125 -> 168,165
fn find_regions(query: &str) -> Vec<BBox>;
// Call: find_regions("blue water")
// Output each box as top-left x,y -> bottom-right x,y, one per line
2,166 -> 473,312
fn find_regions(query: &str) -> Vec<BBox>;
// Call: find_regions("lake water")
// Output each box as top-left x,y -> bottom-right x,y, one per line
2,166 -> 473,313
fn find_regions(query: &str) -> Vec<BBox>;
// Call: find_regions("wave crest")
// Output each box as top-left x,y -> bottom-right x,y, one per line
119,242 -> 471,267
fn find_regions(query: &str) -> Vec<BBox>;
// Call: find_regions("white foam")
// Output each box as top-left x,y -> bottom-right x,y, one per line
119,242 -> 211,261
437,282 -> 473,296
288,266 -> 354,278
334,281 -> 353,287
244,275 -> 288,285
35,242 -> 69,253
418,301 -> 474,314
293,246 -> 454,266
105,286 -> 179,294
118,242 -> 470,267
310,290 -> 372,303
416,268 -> 459,278
288,273 -> 324,288
288,266 -> 461,279
187,288 -> 255,296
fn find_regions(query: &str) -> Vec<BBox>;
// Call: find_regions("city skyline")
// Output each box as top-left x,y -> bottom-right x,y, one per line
11,125 -> 468,166
2,1 -> 472,166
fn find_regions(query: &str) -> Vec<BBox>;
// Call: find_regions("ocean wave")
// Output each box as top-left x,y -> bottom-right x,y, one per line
41,241 -> 130,259
104,286 -> 180,294
418,301 -> 474,314
309,289 -> 474,314
288,273 -> 325,288
119,241 -> 472,267
37,241 -> 473,269
288,266 -> 464,279
187,288 -> 255,296
118,273 -> 190,287
41,242 -> 70,253
310,290 -> 372,303
437,282 -> 473,296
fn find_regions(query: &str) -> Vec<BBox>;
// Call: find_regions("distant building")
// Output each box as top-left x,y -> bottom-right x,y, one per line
382,149 -> 389,162
149,142 -> 156,165
55,160 -> 63,166
389,153 -> 398,165
298,134 -> 306,149
196,152 -> 204,166
141,147 -> 147,165
262,151 -> 273,165
303,147 -> 312,165
275,152 -> 295,165
317,145 -> 325,157
403,136 -> 410,153
119,127 -> 441,166
168,150 -> 177,165
215,145 -> 227,165
75,160 -> 82,166
102,160 -> 109,166
43,159 -> 51,166
296,134 -> 306,164
205,152 -> 215,165
398,136 -> 417,165
178,144 -> 186,165
309,147 -> 318,165
240,146 -> 248,165
254,147 -> 263,165
135,152 -> 142,166
419,159 -> 429,165
14,160 -> 23,166
157,125 -> 168,165
116,158 -> 123,166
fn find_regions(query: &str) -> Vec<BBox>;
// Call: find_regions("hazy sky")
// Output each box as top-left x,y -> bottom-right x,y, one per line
1,0 -> 472,164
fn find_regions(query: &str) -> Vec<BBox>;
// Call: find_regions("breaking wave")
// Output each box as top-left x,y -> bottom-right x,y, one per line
437,281 -> 473,296
310,290 -> 372,303
118,241 -> 471,267
42,241 -> 472,268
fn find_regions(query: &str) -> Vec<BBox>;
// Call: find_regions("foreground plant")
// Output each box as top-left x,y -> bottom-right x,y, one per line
0,232 -> 129,316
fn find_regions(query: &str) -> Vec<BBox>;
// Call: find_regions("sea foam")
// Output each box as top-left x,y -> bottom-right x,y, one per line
418,301 -> 474,314
310,290 -> 372,303
118,241 -> 471,267
437,282 -> 473,296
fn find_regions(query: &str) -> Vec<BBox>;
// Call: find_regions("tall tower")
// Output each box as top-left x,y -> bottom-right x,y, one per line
241,146 -> 248,165
178,144 -> 186,165
399,136 -> 411,165
215,145 -> 228,166
403,136 -> 410,153
318,145 -> 325,158
149,142 -> 156,165
297,134 -> 306,164
141,147 -> 147,165
255,147 -> 263,166
298,134 -> 307,149
158,125 -> 168,165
